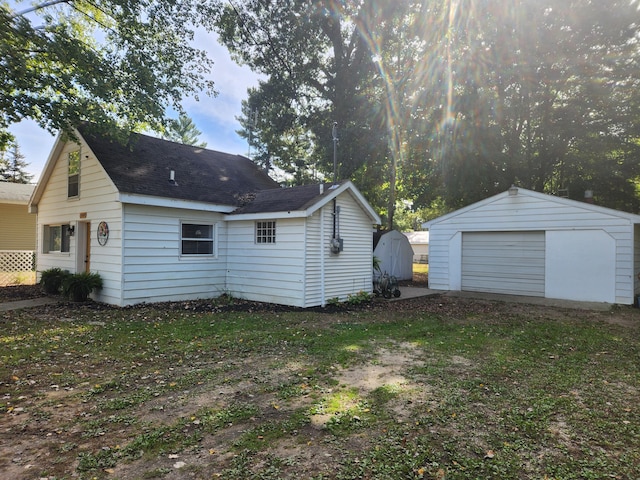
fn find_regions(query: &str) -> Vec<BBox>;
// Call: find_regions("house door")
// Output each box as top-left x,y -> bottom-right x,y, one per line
84,222 -> 91,272
76,222 -> 91,273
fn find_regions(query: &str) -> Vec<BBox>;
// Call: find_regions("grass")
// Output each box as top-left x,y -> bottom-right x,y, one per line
1,297 -> 639,479
413,262 -> 429,275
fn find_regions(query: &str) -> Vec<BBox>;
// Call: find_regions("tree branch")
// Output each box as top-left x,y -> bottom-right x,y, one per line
11,0 -> 72,19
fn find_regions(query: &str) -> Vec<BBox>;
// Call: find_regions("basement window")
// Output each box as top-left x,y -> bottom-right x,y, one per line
256,220 -> 276,244
181,223 -> 214,255
43,224 -> 71,253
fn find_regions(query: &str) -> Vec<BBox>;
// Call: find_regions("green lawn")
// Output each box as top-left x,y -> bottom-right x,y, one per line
413,263 -> 429,274
1,296 -> 639,479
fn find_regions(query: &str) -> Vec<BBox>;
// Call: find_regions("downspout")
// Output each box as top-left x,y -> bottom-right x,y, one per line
320,204 -> 326,307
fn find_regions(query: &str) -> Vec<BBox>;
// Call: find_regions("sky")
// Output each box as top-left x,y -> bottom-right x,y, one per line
6,6 -> 261,182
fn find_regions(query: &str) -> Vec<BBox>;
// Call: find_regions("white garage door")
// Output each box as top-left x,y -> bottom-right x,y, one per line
462,231 -> 545,296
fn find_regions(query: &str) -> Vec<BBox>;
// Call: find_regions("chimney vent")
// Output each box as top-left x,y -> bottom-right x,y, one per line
169,170 -> 178,186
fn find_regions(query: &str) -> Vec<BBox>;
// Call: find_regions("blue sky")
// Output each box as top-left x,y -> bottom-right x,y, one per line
7,5 -> 261,181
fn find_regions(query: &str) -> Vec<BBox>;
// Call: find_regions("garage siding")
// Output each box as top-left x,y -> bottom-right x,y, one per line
424,188 -> 640,304
462,231 -> 545,296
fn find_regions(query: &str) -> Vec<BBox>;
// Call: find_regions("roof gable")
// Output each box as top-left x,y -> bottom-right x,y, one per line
423,187 -> 640,228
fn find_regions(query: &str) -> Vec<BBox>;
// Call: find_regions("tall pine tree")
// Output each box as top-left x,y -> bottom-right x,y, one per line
0,142 -> 33,184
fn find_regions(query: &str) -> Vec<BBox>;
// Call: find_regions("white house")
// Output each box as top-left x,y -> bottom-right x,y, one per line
29,126 -> 381,307
403,231 -> 429,263
373,229 -> 414,280
422,186 -> 640,305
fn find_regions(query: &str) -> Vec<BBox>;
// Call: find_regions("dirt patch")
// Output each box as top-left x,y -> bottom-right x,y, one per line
0,284 -> 45,303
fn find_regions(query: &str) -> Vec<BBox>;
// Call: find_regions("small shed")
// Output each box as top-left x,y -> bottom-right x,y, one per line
403,231 -> 429,263
373,229 -> 414,280
422,186 -> 640,305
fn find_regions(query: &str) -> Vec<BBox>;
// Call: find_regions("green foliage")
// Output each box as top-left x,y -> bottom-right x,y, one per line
346,291 -> 372,305
216,0 -> 640,219
162,114 -> 207,147
61,271 -> 102,302
39,267 -> 69,294
0,141 -> 32,183
0,1 -> 216,148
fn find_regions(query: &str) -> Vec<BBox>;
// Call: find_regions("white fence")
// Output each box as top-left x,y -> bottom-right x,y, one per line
0,250 -> 36,286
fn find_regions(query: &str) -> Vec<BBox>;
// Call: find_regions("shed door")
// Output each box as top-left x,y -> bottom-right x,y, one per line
462,231 -> 545,296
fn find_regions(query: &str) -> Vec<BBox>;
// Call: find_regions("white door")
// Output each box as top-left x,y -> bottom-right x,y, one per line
462,231 -> 545,296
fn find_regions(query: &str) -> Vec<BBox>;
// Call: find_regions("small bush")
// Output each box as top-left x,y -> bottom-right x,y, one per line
347,291 -> 372,305
39,267 -> 69,294
62,272 -> 103,302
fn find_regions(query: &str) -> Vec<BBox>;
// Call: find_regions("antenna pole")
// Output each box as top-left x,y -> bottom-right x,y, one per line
248,109 -> 258,159
332,122 -> 338,184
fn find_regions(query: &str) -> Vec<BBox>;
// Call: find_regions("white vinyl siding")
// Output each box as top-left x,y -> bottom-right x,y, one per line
226,218 -> 306,306
35,138 -> 122,305
225,190 -> 375,308
462,232 -> 545,296
304,192 -> 373,306
121,205 -> 225,306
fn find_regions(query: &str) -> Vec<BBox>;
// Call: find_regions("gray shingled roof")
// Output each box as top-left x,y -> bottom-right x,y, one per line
79,126 -> 280,207
233,183 -> 346,214
0,182 -> 35,203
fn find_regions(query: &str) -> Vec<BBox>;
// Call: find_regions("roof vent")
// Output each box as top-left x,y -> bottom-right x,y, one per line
169,170 -> 178,186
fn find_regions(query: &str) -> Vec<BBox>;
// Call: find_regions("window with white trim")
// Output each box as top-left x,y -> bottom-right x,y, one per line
256,220 -> 276,244
68,150 -> 80,198
181,223 -> 214,255
43,224 -> 71,253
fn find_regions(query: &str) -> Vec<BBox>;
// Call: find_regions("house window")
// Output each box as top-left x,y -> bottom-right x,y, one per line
68,150 -> 80,198
181,223 -> 214,255
43,224 -> 71,253
256,220 -> 276,244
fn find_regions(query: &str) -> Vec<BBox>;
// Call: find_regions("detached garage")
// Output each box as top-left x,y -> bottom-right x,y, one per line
422,187 -> 640,305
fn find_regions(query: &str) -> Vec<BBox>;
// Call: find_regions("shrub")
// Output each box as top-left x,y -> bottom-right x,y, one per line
39,267 -> 69,295
62,272 -> 103,302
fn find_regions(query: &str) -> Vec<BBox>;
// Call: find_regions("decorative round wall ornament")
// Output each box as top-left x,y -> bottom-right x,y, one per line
97,221 -> 109,246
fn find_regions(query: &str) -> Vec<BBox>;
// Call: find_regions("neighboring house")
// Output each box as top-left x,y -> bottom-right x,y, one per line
422,186 -> 640,305
0,182 -> 36,250
0,182 -> 36,285
372,229 -> 414,280
29,127 -> 381,307
403,231 -> 429,263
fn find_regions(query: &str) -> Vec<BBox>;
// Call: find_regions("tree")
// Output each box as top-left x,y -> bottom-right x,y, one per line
411,0 -> 640,212
162,115 -> 207,147
0,142 -> 33,183
214,0 -> 640,220
0,1 -> 217,148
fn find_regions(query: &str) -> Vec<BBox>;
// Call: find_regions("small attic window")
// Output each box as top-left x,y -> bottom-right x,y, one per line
68,150 -> 80,198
